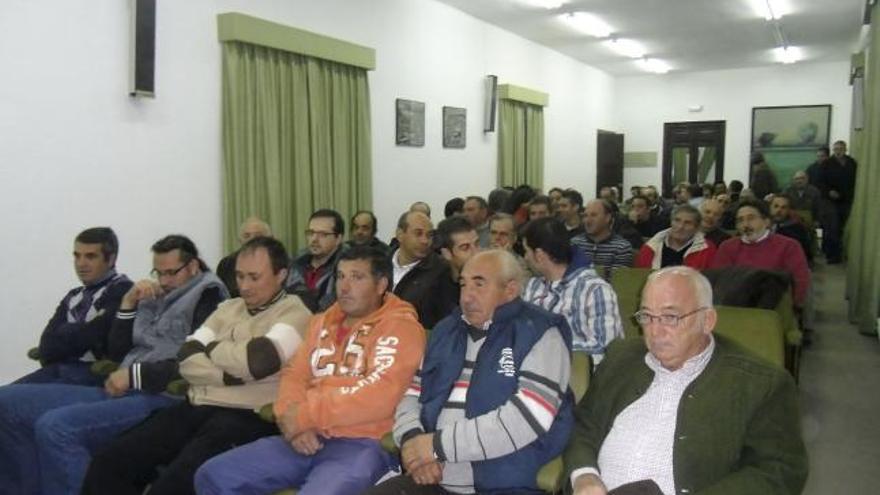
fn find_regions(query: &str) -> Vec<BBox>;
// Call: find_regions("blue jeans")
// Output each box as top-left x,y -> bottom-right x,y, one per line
0,383 -> 178,495
195,435 -> 396,495
13,361 -> 103,386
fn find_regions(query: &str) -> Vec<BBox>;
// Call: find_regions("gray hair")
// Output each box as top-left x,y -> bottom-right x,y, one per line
470,249 -> 525,290
645,266 -> 713,308
671,203 -> 702,225
488,212 -> 515,229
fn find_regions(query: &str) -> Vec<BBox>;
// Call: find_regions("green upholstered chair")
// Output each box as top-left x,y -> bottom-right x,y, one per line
609,267 -> 653,339
713,305 -> 785,369
27,347 -> 41,361
536,351 -> 592,493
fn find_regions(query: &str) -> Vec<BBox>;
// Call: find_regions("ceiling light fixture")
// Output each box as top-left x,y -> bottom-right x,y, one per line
774,46 -> 802,64
637,58 -> 671,74
603,38 -> 646,59
559,12 -> 613,38
519,0 -> 567,9
752,0 -> 790,20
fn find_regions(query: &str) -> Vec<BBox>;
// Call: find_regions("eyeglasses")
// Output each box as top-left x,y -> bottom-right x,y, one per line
304,229 -> 338,239
150,264 -> 188,279
633,307 -> 708,328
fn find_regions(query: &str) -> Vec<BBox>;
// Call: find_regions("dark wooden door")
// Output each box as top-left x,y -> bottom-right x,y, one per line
596,130 -> 624,198
662,121 -> 726,197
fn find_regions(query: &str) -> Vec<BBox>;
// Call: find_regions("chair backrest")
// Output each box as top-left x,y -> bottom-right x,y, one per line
713,305 -> 785,368
610,267 -> 653,338
570,351 -> 592,402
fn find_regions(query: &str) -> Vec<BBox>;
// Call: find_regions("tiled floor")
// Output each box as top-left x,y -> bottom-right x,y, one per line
800,261 -> 880,494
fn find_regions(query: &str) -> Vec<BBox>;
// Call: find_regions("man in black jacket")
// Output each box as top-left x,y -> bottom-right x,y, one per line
391,211 -> 457,328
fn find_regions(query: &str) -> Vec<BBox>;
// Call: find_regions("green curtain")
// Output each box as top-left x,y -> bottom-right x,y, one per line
697,146 -> 717,183
498,99 -> 544,189
221,41 -> 372,254
846,9 -> 879,335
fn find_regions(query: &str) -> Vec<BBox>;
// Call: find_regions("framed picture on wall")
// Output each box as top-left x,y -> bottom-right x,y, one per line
750,105 -> 831,187
396,98 -> 425,147
442,106 -> 466,148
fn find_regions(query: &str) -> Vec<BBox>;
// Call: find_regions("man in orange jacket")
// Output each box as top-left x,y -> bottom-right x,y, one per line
194,246 -> 426,495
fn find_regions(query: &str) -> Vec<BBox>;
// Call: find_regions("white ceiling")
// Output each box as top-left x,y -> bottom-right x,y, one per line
434,0 -> 867,75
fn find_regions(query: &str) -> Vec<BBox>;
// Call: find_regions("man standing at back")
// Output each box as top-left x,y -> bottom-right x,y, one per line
391,211 -> 457,328
18,227 -> 132,385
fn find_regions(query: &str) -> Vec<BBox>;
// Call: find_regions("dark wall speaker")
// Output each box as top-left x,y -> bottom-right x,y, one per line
483,75 -> 498,132
130,0 -> 156,97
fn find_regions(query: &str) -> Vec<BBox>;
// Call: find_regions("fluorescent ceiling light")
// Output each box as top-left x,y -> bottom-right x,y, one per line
559,12 -> 613,38
518,0 -> 567,8
751,0 -> 791,20
637,58 -> 671,74
603,38 -> 646,59
774,46 -> 802,64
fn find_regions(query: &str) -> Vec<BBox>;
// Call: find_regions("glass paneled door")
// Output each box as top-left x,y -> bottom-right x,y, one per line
662,121 -> 725,198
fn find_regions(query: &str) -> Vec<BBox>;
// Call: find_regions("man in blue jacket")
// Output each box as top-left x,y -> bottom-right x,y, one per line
367,249 -> 573,494
17,227 -> 132,385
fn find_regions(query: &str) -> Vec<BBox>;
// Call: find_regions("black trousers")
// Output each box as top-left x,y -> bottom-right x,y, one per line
81,401 -> 278,495
364,475 -> 459,495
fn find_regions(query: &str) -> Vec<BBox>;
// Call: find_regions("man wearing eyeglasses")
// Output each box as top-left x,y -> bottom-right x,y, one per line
563,266 -> 807,495
287,209 -> 346,312
0,234 -> 228,495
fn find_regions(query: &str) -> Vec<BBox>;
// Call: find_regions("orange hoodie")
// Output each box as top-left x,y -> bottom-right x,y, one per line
274,293 -> 425,440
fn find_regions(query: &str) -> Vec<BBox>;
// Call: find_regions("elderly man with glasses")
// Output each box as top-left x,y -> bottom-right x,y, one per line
0,234 -> 228,495
563,266 -> 807,495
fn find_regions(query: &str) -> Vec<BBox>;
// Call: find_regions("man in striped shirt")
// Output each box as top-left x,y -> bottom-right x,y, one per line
366,249 -> 573,494
571,199 -> 635,275
522,218 -> 624,365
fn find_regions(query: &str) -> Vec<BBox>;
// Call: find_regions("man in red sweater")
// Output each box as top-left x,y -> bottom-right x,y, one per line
710,199 -> 810,307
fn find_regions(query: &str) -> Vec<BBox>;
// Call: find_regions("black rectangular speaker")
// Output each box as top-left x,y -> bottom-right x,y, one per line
130,0 -> 156,97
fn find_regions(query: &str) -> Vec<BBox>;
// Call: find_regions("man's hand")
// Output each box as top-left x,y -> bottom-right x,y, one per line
572,473 -> 608,495
278,403 -> 300,442
410,460 -> 443,485
121,279 -> 163,310
104,368 -> 130,397
290,430 -> 323,456
401,433 -> 436,474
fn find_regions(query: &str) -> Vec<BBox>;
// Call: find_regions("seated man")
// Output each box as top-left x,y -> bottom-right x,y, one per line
19,227 -> 132,385
462,196 -> 491,248
699,198 -> 731,248
216,217 -> 271,297
81,237 -> 313,495
571,199 -> 634,273
635,204 -> 716,270
523,218 -> 623,364
487,213 -> 518,251
194,247 -> 425,494
367,249 -> 574,495
346,210 -> 390,255
528,195 -> 553,221
770,194 -> 813,266
564,266 -> 807,495
0,235 -> 227,495
627,195 -> 664,239
287,209 -> 345,312
711,199 -> 810,308
783,170 -> 822,221
558,189 -> 587,239
435,215 -> 481,302
391,211 -> 457,329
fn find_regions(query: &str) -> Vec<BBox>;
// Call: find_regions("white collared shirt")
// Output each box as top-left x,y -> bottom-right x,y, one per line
391,249 -> 420,289
570,337 -> 716,494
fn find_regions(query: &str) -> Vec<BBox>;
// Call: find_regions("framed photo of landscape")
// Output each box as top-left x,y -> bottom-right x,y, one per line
395,98 -> 425,147
751,104 -> 831,187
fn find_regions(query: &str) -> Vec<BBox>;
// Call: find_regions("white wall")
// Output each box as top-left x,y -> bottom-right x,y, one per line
0,0 -> 616,382
617,61 -> 853,192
